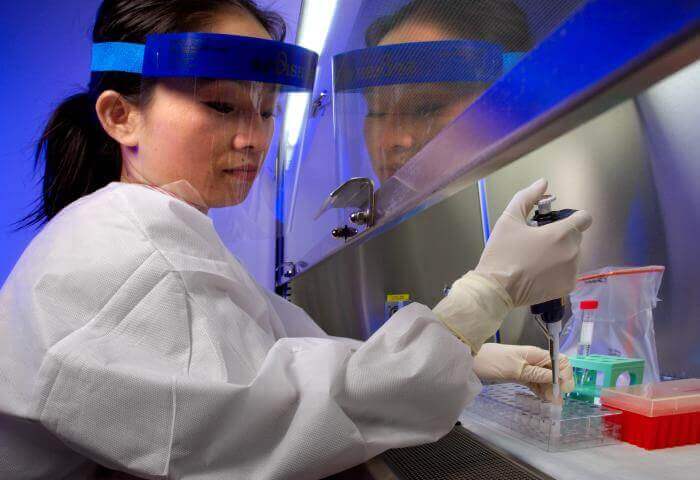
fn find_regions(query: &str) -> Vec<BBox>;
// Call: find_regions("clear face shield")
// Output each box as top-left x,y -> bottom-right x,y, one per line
92,34 -> 318,284
333,41 -> 520,185
117,76 -> 280,209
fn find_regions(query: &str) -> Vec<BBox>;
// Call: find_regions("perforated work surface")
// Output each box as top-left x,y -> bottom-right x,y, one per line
381,425 -> 551,480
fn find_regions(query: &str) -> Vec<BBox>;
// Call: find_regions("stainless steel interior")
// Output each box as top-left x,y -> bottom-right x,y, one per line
291,182 -> 484,340
291,58 -> 700,378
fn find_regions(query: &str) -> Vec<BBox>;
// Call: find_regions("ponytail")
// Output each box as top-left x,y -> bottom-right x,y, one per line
17,91 -> 121,229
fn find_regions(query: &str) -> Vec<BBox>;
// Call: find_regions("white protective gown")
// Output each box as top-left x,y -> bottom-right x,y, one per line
0,182 -> 496,480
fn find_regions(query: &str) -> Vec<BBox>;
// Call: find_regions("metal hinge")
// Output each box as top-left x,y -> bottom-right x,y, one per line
311,90 -> 330,118
315,177 -> 376,240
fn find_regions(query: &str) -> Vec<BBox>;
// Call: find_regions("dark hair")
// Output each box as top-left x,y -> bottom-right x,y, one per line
18,0 -> 285,229
365,0 -> 532,51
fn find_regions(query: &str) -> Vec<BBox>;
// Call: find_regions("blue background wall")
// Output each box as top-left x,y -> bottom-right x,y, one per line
0,0 -> 101,285
0,0 -> 299,288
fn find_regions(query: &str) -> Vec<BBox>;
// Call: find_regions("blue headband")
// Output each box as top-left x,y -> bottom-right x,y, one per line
91,42 -> 145,74
91,33 -> 319,91
333,40 -> 525,92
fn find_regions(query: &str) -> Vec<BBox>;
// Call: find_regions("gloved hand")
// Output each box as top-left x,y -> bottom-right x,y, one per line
433,179 -> 591,353
475,178 -> 593,307
473,343 -> 575,401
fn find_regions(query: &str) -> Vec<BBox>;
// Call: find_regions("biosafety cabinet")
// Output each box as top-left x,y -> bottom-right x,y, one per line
274,1 -> 699,478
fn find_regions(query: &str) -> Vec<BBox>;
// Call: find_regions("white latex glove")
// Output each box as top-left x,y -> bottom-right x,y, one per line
475,178 -> 593,307
473,343 -> 575,401
433,179 -> 591,353
433,271 -> 513,354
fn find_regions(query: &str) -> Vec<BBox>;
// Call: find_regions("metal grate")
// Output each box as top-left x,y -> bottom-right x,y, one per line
381,425 -> 553,480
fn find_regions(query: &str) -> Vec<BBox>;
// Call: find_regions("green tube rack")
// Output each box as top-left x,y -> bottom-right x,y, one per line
570,354 -> 645,401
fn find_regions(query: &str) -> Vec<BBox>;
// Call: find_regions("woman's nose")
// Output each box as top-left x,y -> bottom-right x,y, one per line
381,119 -> 415,151
232,116 -> 270,153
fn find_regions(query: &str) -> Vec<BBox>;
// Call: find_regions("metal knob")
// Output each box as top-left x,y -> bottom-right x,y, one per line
536,194 -> 557,215
349,210 -> 370,225
279,262 -> 297,278
332,225 -> 358,240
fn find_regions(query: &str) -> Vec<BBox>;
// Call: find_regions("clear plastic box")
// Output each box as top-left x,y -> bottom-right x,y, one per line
462,383 -> 622,451
601,379 -> 700,449
601,378 -> 700,417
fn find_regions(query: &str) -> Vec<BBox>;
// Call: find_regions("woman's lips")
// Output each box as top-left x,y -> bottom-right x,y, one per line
222,167 -> 259,182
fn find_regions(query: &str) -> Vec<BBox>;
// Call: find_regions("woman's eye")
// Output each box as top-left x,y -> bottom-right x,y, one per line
366,110 -> 387,119
261,106 -> 278,119
413,104 -> 443,117
204,102 -> 236,114
262,104 -> 282,119
205,102 -> 277,119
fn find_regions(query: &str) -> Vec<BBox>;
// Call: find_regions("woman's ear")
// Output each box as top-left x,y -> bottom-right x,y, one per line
95,90 -> 141,147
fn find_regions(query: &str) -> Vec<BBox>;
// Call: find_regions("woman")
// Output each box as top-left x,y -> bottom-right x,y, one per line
0,1 -> 591,478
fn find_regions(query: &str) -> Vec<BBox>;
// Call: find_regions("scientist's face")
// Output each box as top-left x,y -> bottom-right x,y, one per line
124,11 -> 277,208
364,21 -> 488,183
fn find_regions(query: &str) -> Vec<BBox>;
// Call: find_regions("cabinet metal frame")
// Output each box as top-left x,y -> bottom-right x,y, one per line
279,0 -> 700,285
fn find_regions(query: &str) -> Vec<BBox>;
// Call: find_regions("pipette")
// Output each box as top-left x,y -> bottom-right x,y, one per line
530,194 -> 577,404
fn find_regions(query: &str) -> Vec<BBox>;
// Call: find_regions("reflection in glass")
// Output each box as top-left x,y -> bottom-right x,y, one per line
334,0 -> 533,184
282,0 -> 589,274
363,82 -> 486,182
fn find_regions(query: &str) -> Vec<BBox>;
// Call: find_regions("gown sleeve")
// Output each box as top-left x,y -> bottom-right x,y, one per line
34,254 -> 482,480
